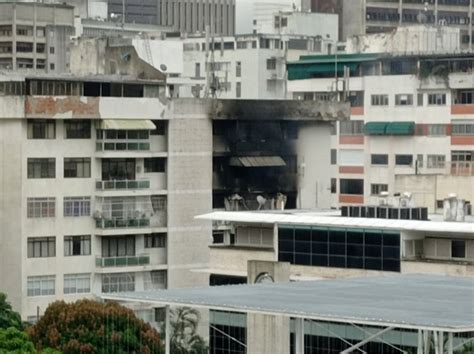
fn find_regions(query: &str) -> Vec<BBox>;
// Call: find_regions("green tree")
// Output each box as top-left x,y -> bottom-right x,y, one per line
28,299 -> 162,354
169,307 -> 208,354
0,327 -> 36,353
0,292 -> 22,330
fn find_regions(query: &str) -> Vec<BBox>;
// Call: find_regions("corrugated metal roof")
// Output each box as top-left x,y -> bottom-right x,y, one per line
102,274 -> 474,332
229,156 -> 286,167
195,211 -> 474,234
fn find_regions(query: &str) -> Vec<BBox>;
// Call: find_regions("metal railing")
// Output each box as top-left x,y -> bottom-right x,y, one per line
96,179 -> 150,190
96,141 -> 150,152
96,254 -> 150,267
95,218 -> 151,229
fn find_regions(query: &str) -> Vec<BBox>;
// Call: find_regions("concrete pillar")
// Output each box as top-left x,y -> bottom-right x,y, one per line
165,305 -> 170,354
294,318 -> 304,354
247,261 -> 290,354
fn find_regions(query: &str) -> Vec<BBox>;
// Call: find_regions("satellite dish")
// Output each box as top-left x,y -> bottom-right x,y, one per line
160,64 -> 167,72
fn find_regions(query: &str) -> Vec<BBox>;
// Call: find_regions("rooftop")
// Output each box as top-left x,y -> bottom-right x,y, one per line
196,210 -> 474,234
102,274 -> 474,332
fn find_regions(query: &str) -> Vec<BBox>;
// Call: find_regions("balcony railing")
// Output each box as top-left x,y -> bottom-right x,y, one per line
95,218 -> 150,229
96,141 -> 150,152
450,161 -> 474,176
96,254 -> 150,267
96,179 -> 150,190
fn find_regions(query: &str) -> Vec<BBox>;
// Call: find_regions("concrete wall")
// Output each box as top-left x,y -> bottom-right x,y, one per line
0,118 -> 24,313
297,123 -> 333,209
166,99 -> 212,288
395,175 -> 474,213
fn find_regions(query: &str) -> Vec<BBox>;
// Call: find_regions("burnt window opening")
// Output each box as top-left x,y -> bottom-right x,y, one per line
151,120 -> 166,135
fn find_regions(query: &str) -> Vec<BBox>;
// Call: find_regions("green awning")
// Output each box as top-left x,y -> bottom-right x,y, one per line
288,63 -> 359,80
385,122 -> 415,136
229,156 -> 286,167
99,119 -> 156,130
364,122 -> 389,135
294,53 -> 382,64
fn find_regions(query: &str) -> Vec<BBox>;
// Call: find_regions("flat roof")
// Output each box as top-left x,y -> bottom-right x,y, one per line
196,211 -> 474,235
102,274 -> 474,332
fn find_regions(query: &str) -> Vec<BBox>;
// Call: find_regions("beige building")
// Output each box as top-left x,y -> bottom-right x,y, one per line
0,1 -> 75,72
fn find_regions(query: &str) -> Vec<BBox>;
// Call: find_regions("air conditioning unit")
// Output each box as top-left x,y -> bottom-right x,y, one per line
93,210 -> 102,219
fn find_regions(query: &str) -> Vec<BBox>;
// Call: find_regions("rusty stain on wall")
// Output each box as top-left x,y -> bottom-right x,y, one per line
25,96 -> 100,118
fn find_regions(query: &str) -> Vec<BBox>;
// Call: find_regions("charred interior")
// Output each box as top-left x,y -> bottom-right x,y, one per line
213,120 -> 299,210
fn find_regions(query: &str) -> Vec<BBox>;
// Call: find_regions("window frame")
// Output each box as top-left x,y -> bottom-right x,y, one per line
64,235 -> 91,256
27,158 -> 55,179
27,237 -> 56,258
64,157 -> 91,178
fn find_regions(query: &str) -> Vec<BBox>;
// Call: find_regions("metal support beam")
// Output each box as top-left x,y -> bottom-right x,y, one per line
295,318 -> 304,354
438,331 -> 444,354
341,327 -> 394,354
417,330 -> 424,354
423,330 -> 431,354
165,305 -> 170,354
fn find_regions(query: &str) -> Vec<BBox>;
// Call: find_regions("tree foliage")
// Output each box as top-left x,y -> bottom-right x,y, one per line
0,293 -> 22,330
0,327 -> 36,353
28,299 -> 162,354
170,307 -> 208,354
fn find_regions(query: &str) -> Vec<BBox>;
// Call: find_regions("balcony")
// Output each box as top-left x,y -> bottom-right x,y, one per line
96,141 -> 150,152
96,179 -> 150,191
96,254 -> 150,267
95,218 -> 151,229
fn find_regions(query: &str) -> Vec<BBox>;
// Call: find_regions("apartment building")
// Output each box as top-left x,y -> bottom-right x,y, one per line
0,1 -> 74,72
365,0 -> 473,48
179,32 -> 335,100
106,0 -> 235,36
287,51 -> 474,211
0,75 -> 214,321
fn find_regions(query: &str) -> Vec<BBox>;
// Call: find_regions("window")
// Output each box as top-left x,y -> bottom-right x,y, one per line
102,158 -> 135,180
64,235 -> 91,256
266,58 -> 276,70
194,63 -> 200,78
339,120 -> 364,135
27,120 -> 55,139
145,270 -> 167,290
27,158 -> 55,178
452,151 -> 473,162
27,237 -> 55,258
371,154 -> 388,165
330,149 -> 337,165
102,236 -> 135,257
371,184 -> 388,195
459,90 -> 474,104
427,124 -> 447,136
144,158 -> 166,173
428,93 -> 446,105
145,233 -> 166,248
151,195 -> 167,212
236,82 -> 241,98
27,198 -> 55,218
151,121 -> 166,135
102,273 -> 135,293
49,47 -> 55,54
427,155 -> 446,168
236,61 -> 241,77
64,158 -> 91,178
395,155 -> 413,166
452,122 -> 474,135
331,178 -> 337,194
49,63 -> 55,71
65,120 -> 91,139
339,179 -> 364,195
451,240 -> 465,258
64,273 -> 90,294
371,94 -> 388,106
395,94 -> 413,106
27,275 -> 55,297
63,197 -> 91,217
417,93 -> 424,106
